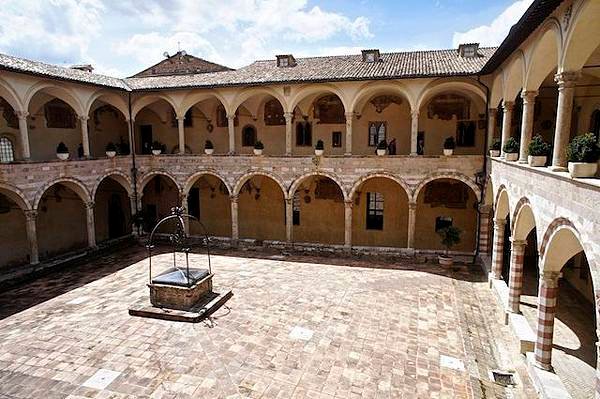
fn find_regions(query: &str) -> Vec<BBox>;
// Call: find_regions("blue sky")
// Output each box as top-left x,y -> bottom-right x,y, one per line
0,0 -> 533,77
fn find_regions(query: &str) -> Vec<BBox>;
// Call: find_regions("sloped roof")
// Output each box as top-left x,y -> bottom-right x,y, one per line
131,51 -> 233,77
126,47 -> 497,90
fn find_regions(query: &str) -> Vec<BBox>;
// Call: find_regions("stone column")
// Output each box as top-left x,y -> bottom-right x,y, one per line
407,202 -> 417,248
533,271 -> 561,370
129,195 -> 139,236
85,202 -> 96,248
177,116 -> 186,154
519,91 -> 538,163
490,218 -> 506,279
79,116 -> 90,158
284,112 -> 293,156
344,112 -> 353,155
227,114 -> 236,154
344,200 -> 353,250
478,205 -> 492,254
551,71 -> 580,171
285,198 -> 293,243
507,238 -> 527,313
17,111 -> 30,160
230,195 -> 239,244
500,101 -> 514,158
24,210 -> 39,265
487,108 -> 497,148
410,110 -> 419,156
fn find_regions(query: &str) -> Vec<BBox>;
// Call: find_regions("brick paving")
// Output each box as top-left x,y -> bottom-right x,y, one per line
0,247 -> 536,398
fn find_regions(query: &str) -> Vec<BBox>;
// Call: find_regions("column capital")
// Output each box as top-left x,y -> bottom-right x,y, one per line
230,194 -> 239,202
502,100 -> 515,112
493,217 -> 506,226
176,115 -> 186,122
16,111 -> 29,120
408,202 -> 417,210
24,209 -> 37,221
344,199 -> 353,208
226,114 -> 236,121
540,270 -> 561,287
520,90 -> 538,103
478,204 -> 492,214
78,115 -> 90,122
85,201 -> 95,210
284,111 -> 293,121
284,197 -> 293,205
410,109 -> 419,119
554,71 -> 580,88
488,107 -> 497,113
509,237 -> 527,247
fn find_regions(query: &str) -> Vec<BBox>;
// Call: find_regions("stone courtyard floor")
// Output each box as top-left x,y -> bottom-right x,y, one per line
0,246 -> 538,398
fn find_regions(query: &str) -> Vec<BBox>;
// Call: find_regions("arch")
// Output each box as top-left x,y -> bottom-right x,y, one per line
233,171 -> 287,199
494,185 -> 510,220
539,218 -> 586,273
348,172 -> 411,201
288,171 -> 348,202
131,94 -> 178,120
490,72 -> 505,110
415,79 -> 487,112
511,198 -> 537,242
561,0 -> 600,72
91,171 -> 133,200
524,18 -> 562,91
179,90 -> 229,117
288,83 -> 348,115
24,82 -> 84,116
0,76 -> 25,113
502,50 -> 526,101
230,87 -> 287,117
0,182 -> 32,211
183,170 -> 232,195
349,81 -> 415,114
138,170 -> 181,194
33,177 -> 91,210
85,90 -> 129,119
412,172 -> 481,203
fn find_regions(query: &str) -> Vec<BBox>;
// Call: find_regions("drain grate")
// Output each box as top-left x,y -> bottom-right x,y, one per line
489,369 -> 516,386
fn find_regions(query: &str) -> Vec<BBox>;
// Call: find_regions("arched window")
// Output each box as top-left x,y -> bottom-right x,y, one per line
264,99 -> 285,125
44,98 -> 76,129
591,110 -> 600,140
242,125 -> 257,147
368,121 -> 386,146
0,136 -> 15,163
296,121 -> 312,146
314,95 -> 345,124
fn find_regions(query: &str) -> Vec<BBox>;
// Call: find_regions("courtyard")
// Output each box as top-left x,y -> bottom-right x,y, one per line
0,246 -> 538,398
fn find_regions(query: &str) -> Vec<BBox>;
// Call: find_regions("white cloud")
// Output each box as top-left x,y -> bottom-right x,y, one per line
452,0 -> 534,47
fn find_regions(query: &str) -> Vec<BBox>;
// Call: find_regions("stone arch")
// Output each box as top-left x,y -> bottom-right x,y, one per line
179,90 -> 229,117
561,0 -> 600,72
503,50 -> 526,102
288,171 -> 348,202
24,82 -> 84,116
33,177 -> 91,210
494,185 -> 510,220
288,83 -> 348,115
490,72 -> 505,110
412,172 -> 481,203
138,170 -> 181,194
349,81 -> 415,114
85,90 -> 129,119
348,172 -> 410,201
511,197 -> 537,242
524,17 -> 562,91
230,87 -> 287,117
539,217 -> 582,269
184,170 -> 232,195
131,94 -> 178,120
91,171 -> 133,200
415,79 -> 487,112
0,76 -> 25,113
233,171 -> 287,199
0,182 -> 32,211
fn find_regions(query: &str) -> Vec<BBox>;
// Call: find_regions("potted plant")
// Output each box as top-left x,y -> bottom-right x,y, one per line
56,142 -> 69,160
567,132 -> 600,178
204,140 -> 214,155
527,135 -> 550,167
253,140 -> 264,155
105,142 -> 117,158
503,137 -> 519,161
437,226 -> 461,266
443,137 -> 455,156
489,140 -> 501,157
376,139 -> 387,156
151,141 -> 163,156
314,140 -> 324,156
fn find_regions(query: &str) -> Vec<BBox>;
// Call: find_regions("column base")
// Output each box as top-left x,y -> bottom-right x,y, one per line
525,353 -> 571,399
518,159 -> 528,164
409,152 -> 418,156
550,165 -> 567,172
344,153 -> 352,156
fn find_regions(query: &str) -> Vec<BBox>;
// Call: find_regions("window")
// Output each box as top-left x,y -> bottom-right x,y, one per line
366,192 -> 384,230
361,49 -> 380,63
435,216 -> 453,232
0,137 -> 14,163
242,125 -> 257,147
292,192 -> 300,225
276,54 -> 296,67
332,131 -> 342,147
368,121 -> 386,146
44,98 -> 76,129
264,99 -> 285,125
456,121 -> 476,147
296,122 -> 312,146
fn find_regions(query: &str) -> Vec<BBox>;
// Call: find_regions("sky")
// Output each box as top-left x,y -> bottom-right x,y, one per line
0,0 -> 534,78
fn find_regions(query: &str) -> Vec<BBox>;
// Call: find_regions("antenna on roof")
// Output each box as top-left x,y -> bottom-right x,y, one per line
163,51 -> 170,58
178,41 -> 181,52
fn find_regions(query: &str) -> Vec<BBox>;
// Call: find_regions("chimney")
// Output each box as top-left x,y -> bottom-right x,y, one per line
70,64 -> 94,73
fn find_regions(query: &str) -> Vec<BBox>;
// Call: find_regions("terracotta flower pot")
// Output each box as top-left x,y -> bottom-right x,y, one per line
438,255 -> 453,267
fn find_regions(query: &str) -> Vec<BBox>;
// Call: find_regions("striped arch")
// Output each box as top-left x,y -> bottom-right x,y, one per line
138,170 -> 182,194
348,171 -> 411,201
412,172 -> 481,203
511,197 -> 538,244
539,217 -> 580,265
0,182 -> 32,211
288,171 -> 348,202
493,184 -> 510,220
33,177 -> 91,210
233,170 -> 287,199
183,170 -> 232,195
91,171 -> 133,200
